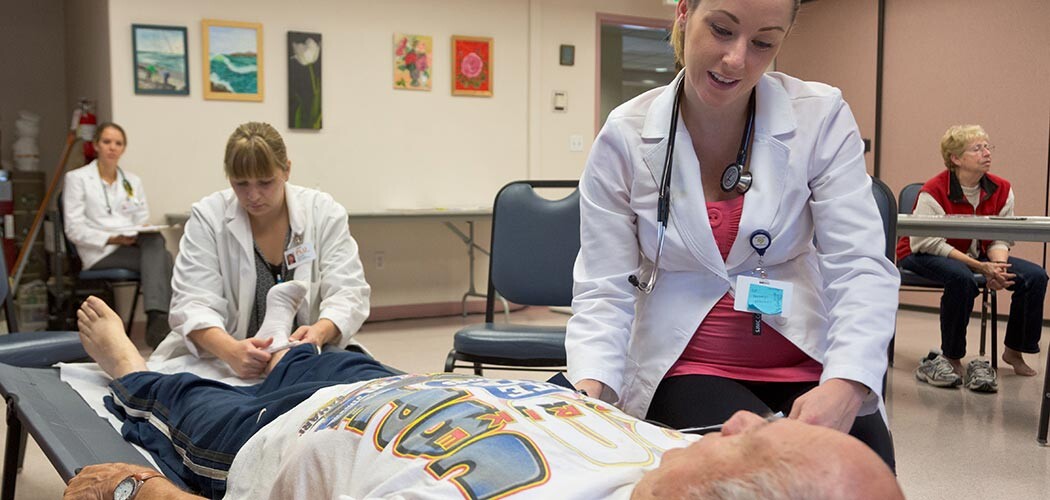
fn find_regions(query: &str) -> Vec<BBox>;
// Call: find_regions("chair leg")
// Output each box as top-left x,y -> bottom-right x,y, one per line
473,362 -> 483,376
979,285 -> 989,357
2,396 -> 22,500
990,291 -> 998,370
444,351 -> 457,373
125,282 -> 142,336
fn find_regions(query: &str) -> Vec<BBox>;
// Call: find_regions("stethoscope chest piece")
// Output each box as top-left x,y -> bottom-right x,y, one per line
720,163 -> 753,194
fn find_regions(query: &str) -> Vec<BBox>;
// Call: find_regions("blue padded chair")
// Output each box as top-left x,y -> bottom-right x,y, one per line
444,180 -> 579,375
869,177 -> 897,370
897,182 -> 998,368
58,192 -> 142,334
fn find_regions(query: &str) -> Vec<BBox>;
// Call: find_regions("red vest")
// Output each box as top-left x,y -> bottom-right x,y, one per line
895,170 -> 1011,262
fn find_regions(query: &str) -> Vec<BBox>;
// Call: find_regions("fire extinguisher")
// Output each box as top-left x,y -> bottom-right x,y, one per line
76,98 -> 97,164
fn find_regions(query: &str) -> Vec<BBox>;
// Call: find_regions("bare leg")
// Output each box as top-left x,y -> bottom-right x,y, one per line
1002,347 -> 1038,376
77,296 -> 148,379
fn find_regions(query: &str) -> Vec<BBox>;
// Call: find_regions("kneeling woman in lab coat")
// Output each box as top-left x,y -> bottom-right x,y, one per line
150,122 -> 370,379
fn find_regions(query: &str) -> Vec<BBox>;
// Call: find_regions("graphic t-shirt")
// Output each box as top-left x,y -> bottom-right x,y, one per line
224,373 -> 697,499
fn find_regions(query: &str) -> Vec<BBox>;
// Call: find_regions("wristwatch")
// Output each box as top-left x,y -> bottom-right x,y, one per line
114,470 -> 164,500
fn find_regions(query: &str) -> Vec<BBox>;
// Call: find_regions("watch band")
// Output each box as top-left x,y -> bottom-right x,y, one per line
124,470 -> 165,500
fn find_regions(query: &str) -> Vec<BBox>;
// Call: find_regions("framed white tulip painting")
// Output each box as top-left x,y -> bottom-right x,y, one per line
288,31 -> 322,129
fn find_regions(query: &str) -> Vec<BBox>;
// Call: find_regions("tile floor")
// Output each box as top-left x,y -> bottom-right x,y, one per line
3,307 -> 1048,499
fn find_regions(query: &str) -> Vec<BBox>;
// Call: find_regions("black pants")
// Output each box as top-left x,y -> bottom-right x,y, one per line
646,374 -> 896,471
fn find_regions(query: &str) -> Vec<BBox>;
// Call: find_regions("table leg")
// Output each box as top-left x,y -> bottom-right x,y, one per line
1039,346 -> 1050,445
445,221 -> 508,320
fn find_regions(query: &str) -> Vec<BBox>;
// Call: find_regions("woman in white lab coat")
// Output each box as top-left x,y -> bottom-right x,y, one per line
150,122 -> 370,379
63,122 -> 174,348
566,0 -> 899,466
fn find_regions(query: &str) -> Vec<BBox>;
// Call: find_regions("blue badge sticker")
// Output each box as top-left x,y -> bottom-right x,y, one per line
747,283 -> 783,315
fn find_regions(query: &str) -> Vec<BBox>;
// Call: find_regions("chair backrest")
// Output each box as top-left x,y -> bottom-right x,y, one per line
486,180 -> 580,321
56,191 -> 83,270
898,182 -> 923,215
869,176 -> 897,263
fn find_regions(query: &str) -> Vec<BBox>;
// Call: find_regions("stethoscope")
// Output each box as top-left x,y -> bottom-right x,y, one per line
100,166 -> 136,215
628,77 -> 757,294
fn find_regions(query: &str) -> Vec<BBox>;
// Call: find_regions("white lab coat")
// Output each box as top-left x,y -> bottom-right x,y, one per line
62,161 -> 150,269
566,72 -> 900,419
151,183 -> 370,363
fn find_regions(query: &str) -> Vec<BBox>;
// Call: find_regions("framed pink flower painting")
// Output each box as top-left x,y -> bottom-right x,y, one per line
451,36 -> 492,97
393,33 -> 432,91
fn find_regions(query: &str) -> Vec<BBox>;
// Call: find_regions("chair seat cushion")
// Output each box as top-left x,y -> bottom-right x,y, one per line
900,268 -> 986,288
79,268 -> 140,281
453,323 -> 566,363
0,331 -> 87,367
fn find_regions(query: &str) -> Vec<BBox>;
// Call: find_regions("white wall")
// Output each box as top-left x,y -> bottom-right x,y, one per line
102,0 -> 674,309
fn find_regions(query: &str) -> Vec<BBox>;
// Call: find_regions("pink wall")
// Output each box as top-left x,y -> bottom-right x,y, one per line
777,0 -> 1050,316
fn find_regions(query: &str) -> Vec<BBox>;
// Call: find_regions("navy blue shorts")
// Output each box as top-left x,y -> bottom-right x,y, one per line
105,344 -> 397,499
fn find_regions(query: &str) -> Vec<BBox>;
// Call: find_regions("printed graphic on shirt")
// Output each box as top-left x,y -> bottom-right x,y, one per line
298,374 -> 691,500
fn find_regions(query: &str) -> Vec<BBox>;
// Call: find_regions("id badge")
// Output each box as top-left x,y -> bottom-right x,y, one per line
284,242 -> 316,269
120,199 -> 147,215
734,276 -> 793,317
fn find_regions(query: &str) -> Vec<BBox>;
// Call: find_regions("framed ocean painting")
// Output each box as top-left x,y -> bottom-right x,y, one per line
132,24 -> 189,95
202,19 -> 264,101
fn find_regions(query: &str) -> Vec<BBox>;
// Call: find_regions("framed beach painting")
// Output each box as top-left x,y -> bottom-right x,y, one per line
451,36 -> 493,97
288,31 -> 322,129
202,19 -> 264,101
132,24 -> 189,95
393,33 -> 432,91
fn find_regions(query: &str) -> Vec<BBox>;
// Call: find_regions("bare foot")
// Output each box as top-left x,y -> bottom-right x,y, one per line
77,296 -> 148,378
1002,348 -> 1038,376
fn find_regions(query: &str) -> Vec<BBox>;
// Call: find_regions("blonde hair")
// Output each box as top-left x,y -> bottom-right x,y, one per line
670,0 -> 801,68
223,122 -> 289,179
940,125 -> 988,170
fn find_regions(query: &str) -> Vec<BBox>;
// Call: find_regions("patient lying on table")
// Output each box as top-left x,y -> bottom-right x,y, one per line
64,295 -> 903,500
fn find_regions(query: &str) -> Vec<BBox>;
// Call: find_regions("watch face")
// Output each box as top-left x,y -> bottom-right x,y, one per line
114,477 -> 136,500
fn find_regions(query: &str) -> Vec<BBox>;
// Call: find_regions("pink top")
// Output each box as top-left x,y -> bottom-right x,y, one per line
665,196 -> 823,382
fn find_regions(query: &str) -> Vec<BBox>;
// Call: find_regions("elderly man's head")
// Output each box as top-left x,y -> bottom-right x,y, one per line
632,411 -> 903,500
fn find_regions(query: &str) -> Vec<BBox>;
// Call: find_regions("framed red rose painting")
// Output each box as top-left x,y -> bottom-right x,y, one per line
451,36 -> 492,97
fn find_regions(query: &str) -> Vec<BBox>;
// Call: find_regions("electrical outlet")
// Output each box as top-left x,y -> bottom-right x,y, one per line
375,251 -> 385,270
569,134 -> 584,152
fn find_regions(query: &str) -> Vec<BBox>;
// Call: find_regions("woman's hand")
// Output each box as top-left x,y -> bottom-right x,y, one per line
63,463 -> 153,500
573,378 -> 607,400
290,319 -> 340,347
787,378 -> 868,433
220,338 -> 274,379
106,235 -> 137,246
976,261 -> 1014,290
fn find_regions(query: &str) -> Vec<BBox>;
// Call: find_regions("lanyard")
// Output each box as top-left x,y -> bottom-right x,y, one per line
101,167 -> 135,215
749,230 -> 772,335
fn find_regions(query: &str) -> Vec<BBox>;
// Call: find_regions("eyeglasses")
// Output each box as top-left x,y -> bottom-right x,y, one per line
966,143 -> 995,154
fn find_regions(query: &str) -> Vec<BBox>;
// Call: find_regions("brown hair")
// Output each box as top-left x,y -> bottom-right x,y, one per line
940,125 -> 988,171
670,0 -> 802,68
93,122 -> 127,146
223,122 -> 290,179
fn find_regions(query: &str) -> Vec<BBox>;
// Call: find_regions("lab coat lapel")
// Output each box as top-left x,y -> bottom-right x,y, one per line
285,185 -> 314,324
726,76 -> 797,271
640,73 -> 730,278
225,198 -> 256,337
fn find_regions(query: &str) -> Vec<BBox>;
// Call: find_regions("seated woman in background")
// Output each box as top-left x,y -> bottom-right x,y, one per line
898,124 -> 1047,392
63,122 -> 174,348
149,122 -> 371,380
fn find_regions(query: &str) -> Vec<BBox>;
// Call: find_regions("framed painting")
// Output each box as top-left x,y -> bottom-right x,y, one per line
202,19 -> 264,101
288,31 -> 322,129
131,24 -> 189,95
393,33 -> 432,91
451,36 -> 492,97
